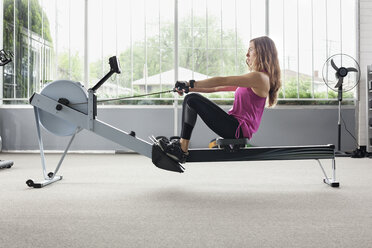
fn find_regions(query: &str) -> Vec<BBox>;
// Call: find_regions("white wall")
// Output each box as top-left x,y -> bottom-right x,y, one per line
0,106 -> 356,152
359,0 -> 372,148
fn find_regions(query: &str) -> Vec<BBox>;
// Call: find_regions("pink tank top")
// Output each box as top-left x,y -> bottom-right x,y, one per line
228,87 -> 266,139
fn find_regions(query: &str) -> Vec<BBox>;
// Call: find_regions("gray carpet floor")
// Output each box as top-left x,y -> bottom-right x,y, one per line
0,153 -> 372,248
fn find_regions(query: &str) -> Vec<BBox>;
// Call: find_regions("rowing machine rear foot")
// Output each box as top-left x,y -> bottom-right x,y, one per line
323,178 -> 340,188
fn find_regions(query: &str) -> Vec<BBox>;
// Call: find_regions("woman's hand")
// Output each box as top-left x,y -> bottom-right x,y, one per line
174,81 -> 191,96
174,80 -> 237,95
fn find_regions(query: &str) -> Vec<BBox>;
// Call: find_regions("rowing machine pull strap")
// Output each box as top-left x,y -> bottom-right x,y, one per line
152,144 -> 185,173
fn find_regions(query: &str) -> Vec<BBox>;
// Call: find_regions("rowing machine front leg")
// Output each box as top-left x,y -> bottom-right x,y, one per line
26,107 -> 77,188
317,159 -> 340,188
26,175 -> 63,188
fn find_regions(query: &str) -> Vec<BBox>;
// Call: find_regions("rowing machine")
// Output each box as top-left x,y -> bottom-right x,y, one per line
28,56 -> 339,188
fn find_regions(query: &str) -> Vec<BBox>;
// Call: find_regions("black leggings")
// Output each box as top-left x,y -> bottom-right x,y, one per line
181,93 -> 242,140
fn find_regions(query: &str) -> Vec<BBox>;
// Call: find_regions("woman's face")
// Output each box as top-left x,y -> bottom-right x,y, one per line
246,41 -> 256,67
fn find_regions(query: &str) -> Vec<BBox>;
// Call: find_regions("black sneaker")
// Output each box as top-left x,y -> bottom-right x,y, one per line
155,136 -> 170,151
169,136 -> 181,141
156,137 -> 188,163
155,136 -> 170,145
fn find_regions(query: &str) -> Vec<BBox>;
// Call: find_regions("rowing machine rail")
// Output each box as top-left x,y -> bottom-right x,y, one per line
186,143 -> 339,188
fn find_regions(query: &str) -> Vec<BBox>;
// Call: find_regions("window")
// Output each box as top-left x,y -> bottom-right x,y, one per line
270,0 -> 357,103
1,0 -> 357,104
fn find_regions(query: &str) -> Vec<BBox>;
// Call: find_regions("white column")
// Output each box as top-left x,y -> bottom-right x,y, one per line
265,0 -> 269,35
84,0 -> 89,88
359,0 -> 372,149
174,0 -> 179,136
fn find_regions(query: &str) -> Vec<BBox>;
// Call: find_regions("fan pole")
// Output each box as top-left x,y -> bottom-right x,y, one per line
337,86 -> 342,152
337,101 -> 341,151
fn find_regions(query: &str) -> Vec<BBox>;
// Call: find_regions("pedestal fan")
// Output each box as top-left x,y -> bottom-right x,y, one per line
322,53 -> 360,155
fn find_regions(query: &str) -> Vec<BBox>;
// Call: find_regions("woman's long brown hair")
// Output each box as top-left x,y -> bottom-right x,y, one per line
248,36 -> 281,107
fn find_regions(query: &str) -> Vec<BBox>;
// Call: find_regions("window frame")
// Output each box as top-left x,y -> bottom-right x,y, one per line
0,0 -> 359,105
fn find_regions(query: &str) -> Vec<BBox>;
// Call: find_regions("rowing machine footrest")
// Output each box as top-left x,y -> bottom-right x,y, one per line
216,138 -> 249,152
152,144 -> 185,173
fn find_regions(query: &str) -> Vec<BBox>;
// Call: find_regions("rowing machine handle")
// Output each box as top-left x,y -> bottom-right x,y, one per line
90,56 -> 121,92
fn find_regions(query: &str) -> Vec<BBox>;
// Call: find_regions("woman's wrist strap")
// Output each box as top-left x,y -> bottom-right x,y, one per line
189,79 -> 195,88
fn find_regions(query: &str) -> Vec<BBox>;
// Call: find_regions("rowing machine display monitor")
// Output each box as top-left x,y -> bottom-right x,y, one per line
109,56 -> 121,74
90,56 -> 121,92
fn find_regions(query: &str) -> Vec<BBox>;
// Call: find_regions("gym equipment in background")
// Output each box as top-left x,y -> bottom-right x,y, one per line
0,50 -> 13,66
0,49 -> 14,169
322,54 -> 360,156
27,56 -> 339,188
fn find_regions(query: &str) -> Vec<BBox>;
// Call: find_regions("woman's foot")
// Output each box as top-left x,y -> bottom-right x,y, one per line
156,137 -> 189,163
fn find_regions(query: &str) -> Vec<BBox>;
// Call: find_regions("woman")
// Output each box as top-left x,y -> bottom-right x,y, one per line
158,36 -> 281,163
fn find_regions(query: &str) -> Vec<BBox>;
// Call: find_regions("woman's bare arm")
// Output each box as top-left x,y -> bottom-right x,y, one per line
189,86 -> 237,93
194,72 -> 269,94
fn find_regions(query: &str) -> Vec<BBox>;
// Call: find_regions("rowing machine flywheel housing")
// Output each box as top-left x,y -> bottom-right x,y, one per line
38,80 -> 88,136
